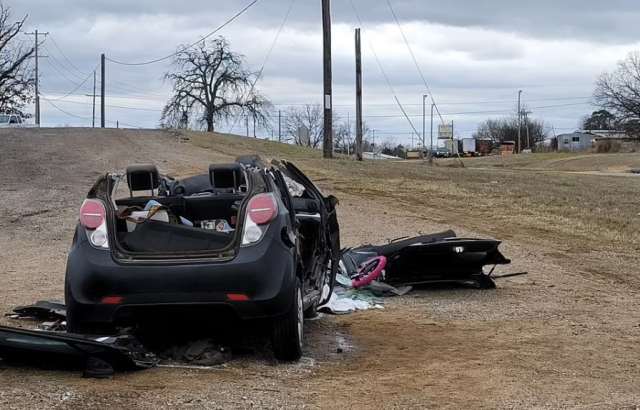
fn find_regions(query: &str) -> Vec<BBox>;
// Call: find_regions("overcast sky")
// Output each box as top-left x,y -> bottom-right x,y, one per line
12,0 -> 640,147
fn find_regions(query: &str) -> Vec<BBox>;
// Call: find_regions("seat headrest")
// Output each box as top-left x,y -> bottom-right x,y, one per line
126,164 -> 160,192
235,154 -> 265,169
209,163 -> 243,191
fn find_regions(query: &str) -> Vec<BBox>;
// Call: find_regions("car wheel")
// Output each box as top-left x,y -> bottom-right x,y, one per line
271,278 -> 303,361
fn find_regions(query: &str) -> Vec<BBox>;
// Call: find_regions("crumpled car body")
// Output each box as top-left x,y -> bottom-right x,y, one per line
64,155 -> 340,362
340,230 -> 511,289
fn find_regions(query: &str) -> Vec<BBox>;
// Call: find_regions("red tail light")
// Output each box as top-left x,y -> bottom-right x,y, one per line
247,194 -> 277,225
226,293 -> 250,301
80,199 -> 105,229
101,296 -> 122,304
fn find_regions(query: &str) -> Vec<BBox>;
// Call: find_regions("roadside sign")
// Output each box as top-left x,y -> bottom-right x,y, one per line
297,125 -> 310,146
438,124 -> 452,140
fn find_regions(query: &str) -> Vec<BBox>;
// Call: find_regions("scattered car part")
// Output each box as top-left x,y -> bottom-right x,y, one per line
351,256 -> 387,288
341,230 -> 511,289
0,325 -> 159,378
10,301 -> 66,321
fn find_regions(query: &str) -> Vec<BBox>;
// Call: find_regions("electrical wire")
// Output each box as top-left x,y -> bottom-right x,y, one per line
48,99 -> 163,112
385,0 -> 469,164
40,94 -> 93,121
227,0 -> 296,134
348,0 -> 421,137
46,99 -> 588,119
45,64 -> 100,102
37,91 -> 593,106
105,0 -> 260,66
48,35 -> 88,76
42,46 -> 88,82
385,0 -> 446,125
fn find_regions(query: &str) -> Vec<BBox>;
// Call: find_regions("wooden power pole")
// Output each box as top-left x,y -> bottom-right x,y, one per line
355,28 -> 363,161
85,71 -> 97,127
25,30 -> 49,125
101,54 -> 106,128
322,0 -> 333,158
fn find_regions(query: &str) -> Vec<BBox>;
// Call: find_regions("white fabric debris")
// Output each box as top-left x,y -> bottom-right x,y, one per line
318,293 -> 371,315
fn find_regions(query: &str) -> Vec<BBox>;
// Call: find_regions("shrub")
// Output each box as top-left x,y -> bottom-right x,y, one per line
596,139 -> 621,153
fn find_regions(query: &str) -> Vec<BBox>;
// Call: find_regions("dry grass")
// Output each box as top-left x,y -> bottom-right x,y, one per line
182,131 -> 640,255
439,151 -> 640,173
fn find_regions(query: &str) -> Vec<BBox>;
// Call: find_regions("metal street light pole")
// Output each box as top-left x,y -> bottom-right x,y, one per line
422,94 -> 427,151
429,103 -> 435,164
517,89 -> 522,154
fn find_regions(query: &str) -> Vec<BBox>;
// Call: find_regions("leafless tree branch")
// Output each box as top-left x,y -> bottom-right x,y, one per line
160,36 -> 273,133
0,3 -> 35,117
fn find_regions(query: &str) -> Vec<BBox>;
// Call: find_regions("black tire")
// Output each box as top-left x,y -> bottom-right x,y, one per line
271,278 -> 304,361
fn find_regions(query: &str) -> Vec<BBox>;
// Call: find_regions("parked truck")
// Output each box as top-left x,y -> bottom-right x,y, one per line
0,114 -> 38,128
460,138 -> 493,157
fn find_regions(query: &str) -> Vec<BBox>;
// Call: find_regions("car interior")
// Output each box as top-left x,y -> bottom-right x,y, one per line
113,164 -> 246,253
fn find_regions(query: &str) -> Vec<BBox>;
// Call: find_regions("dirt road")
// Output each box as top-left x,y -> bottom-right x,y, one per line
1,128 -> 639,409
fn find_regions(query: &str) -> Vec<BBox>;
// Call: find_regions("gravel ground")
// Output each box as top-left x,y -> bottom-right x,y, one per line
0,128 -> 639,409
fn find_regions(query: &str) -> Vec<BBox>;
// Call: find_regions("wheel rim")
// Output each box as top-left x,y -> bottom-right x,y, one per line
296,287 -> 303,344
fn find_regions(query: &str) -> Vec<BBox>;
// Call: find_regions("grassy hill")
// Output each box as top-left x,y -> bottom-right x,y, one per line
181,130 -> 640,254
439,152 -> 640,173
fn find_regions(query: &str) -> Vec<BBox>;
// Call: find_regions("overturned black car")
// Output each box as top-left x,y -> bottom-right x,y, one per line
64,156 -> 340,361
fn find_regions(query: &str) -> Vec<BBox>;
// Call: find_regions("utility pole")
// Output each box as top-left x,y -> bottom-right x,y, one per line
422,94 -> 428,154
372,129 -> 376,155
524,110 -> 532,149
517,90 -> 522,154
322,0 -> 333,158
253,113 -> 256,138
86,71 -> 97,127
245,114 -> 249,137
278,110 -> 282,142
429,103 -> 434,164
101,54 -> 106,128
451,120 -> 454,142
25,30 -> 49,125
355,28 -> 363,161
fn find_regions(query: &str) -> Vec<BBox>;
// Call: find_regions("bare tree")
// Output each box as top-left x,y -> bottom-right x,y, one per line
0,4 -> 35,118
379,136 -> 397,152
282,103 -> 342,148
594,51 -> 640,138
334,115 -> 371,154
160,37 -> 273,133
472,104 -> 551,147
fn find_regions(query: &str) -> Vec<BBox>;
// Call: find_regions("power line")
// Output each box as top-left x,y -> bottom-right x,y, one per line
40,94 -> 93,121
385,0 -> 446,129
48,35 -> 88,76
45,98 -> 164,112
42,45 -> 87,82
348,0 -> 420,137
105,0 -> 260,66
47,99 -> 588,118
227,0 -> 296,133
42,52 -> 88,88
44,64 -> 100,101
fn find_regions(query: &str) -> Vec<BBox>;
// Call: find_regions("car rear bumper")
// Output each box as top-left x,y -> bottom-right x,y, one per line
65,233 -> 296,325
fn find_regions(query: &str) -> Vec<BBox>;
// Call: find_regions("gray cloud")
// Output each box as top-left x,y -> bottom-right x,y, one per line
9,0 -> 628,146
13,0 -> 640,44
